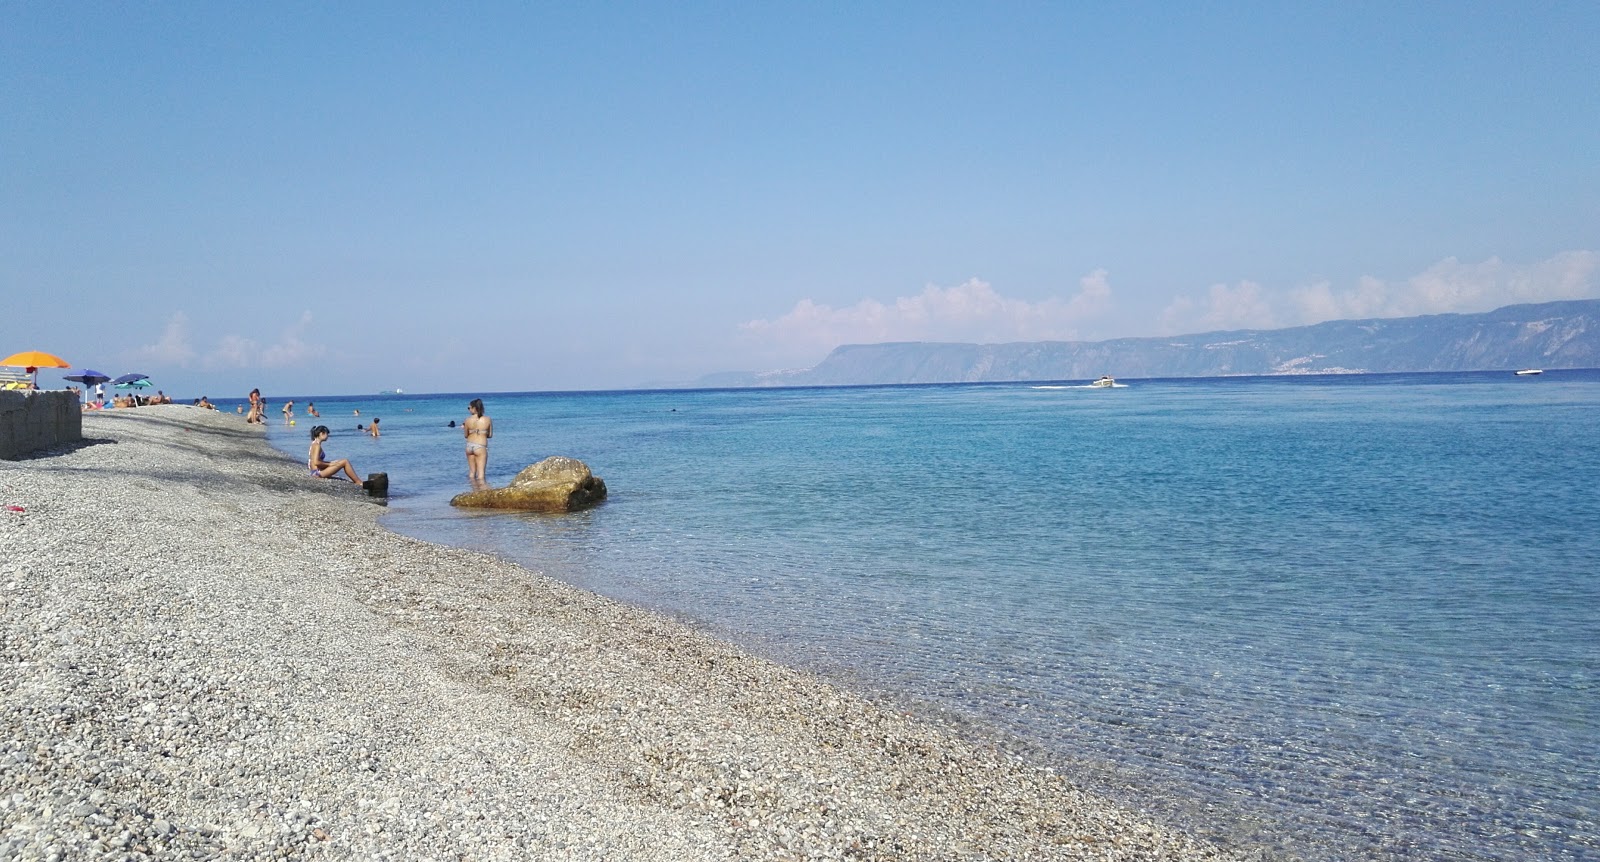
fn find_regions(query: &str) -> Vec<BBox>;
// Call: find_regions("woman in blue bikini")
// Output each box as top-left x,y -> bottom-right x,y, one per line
307,425 -> 364,484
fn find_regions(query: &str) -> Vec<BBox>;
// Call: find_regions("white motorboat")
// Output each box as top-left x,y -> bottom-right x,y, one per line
1090,376 -> 1116,388
1514,369 -> 1543,376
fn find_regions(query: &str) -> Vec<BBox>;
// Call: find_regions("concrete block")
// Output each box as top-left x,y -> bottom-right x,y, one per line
0,390 -> 84,459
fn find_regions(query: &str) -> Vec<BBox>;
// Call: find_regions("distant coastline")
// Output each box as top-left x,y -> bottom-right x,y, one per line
675,298 -> 1600,388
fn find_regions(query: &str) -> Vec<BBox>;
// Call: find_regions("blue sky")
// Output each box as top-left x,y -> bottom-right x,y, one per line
3,2 -> 1596,396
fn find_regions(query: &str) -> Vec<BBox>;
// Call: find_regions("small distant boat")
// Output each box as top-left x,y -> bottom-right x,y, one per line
378,388 -> 405,395
1514,369 -> 1543,376
1030,376 -> 1124,390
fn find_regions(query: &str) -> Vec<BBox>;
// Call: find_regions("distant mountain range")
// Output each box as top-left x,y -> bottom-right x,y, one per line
690,299 -> 1600,388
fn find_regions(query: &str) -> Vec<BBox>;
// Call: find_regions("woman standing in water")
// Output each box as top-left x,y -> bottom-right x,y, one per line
246,388 -> 264,424
464,398 -> 492,484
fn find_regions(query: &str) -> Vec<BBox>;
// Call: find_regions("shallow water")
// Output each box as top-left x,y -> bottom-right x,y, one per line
256,371 -> 1600,861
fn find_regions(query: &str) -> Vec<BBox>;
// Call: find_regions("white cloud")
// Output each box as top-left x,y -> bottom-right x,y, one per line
128,312 -> 199,366
1065,268 -> 1114,319
740,272 -> 1115,356
129,310 -> 327,370
1159,251 -> 1599,334
205,334 -> 258,369
257,311 -> 324,368
1158,280 -> 1278,334
203,311 -> 325,369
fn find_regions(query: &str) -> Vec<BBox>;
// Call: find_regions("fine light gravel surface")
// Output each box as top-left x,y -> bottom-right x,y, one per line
1,406 -> 1246,861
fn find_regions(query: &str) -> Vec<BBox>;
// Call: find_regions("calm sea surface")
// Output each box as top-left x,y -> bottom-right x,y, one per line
252,371 -> 1600,861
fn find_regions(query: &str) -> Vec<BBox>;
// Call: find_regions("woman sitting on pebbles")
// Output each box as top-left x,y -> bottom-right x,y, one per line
307,425 -> 364,485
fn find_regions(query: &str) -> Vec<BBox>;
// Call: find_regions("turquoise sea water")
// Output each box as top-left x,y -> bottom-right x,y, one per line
251,371 -> 1600,861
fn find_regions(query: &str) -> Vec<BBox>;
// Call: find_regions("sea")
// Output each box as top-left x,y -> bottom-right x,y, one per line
240,370 -> 1599,862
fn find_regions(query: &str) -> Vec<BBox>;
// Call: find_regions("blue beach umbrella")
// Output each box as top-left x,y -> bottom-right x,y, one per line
64,369 -> 112,387
63,369 -> 112,400
114,374 -> 153,392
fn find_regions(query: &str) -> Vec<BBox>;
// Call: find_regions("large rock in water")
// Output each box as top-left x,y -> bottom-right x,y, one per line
449,456 -> 607,512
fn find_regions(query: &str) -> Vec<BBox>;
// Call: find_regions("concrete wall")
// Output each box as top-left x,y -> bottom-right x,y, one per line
0,391 -> 83,460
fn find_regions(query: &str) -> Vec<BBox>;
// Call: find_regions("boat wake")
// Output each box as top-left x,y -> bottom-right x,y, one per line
1031,383 -> 1129,390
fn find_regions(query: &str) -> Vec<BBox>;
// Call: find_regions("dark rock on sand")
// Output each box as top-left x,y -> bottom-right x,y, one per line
450,456 -> 607,512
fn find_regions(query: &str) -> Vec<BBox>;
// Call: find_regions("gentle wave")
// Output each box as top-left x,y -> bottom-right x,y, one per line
256,372 -> 1600,862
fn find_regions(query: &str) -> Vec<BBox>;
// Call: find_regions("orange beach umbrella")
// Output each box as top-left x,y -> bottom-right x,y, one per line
1,350 -> 70,388
1,350 -> 69,368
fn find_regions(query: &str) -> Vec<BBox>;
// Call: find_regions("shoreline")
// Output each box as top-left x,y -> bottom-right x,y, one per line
1,406 -> 1243,860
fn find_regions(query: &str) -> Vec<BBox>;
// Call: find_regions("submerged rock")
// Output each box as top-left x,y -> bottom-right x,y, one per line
449,456 -> 607,512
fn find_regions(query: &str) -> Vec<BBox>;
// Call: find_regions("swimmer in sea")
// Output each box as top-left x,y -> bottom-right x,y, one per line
464,398 -> 492,484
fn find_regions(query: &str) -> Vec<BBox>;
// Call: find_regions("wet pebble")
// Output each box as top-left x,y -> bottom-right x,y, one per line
1,406 -> 1244,860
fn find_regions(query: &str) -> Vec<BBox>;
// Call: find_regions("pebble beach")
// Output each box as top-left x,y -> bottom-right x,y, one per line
1,406 -> 1245,861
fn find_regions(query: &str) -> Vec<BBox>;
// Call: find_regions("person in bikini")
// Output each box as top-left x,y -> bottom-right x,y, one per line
307,425 -> 364,484
464,398 -> 492,484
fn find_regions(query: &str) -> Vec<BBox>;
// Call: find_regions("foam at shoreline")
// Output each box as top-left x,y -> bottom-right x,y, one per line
0,405 -> 1242,860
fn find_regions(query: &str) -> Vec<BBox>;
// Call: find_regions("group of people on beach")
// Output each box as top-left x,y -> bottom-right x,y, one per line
81,390 -> 174,410
304,397 -> 493,488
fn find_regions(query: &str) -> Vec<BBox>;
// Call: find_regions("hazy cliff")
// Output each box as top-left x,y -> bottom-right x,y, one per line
697,299 -> 1600,387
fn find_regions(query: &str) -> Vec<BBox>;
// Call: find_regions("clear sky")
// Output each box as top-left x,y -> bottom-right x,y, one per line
4,2 -> 1597,396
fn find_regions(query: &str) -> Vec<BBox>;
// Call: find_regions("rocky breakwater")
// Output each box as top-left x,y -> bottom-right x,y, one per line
449,456 -> 607,512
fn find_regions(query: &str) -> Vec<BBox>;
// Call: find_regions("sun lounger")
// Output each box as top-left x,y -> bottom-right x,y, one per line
0,368 -> 37,390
